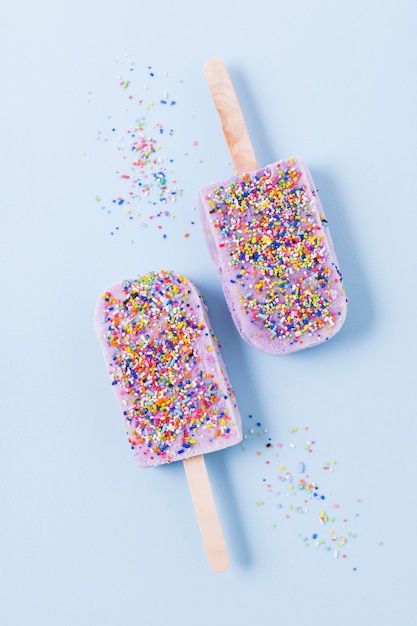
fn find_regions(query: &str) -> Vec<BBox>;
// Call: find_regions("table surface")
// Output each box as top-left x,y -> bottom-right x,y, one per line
1,1 -> 416,625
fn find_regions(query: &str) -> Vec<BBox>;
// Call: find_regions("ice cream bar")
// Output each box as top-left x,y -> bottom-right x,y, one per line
198,58 -> 347,354
94,270 -> 242,571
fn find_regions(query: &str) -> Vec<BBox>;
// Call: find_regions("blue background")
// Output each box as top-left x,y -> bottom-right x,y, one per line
1,1 -> 416,624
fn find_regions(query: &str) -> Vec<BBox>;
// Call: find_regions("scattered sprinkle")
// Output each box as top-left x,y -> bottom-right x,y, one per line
87,59 -> 202,239
243,419 -> 366,569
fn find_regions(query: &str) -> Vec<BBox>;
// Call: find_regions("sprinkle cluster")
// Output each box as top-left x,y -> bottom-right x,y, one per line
112,116 -> 180,209
203,158 -> 345,347
88,58 -> 201,238
243,420 -> 363,567
99,271 -> 239,466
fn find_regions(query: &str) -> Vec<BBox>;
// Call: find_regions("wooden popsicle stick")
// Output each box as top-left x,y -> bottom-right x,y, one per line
183,454 -> 229,573
203,57 -> 258,174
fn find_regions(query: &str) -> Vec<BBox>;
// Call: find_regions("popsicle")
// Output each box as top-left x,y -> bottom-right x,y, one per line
198,58 -> 347,354
94,270 -> 242,571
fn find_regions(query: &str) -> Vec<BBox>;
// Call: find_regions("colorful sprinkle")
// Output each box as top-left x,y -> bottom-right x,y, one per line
89,60 -> 203,238
243,420 -> 363,567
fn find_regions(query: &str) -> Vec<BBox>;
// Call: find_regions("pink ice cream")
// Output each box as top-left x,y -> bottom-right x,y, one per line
198,156 -> 347,354
95,270 -> 242,467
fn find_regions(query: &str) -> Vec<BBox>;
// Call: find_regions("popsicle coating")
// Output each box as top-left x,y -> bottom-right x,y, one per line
94,270 -> 242,467
198,157 -> 347,354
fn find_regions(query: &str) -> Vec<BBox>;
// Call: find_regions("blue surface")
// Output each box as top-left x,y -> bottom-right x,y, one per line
1,1 -> 416,624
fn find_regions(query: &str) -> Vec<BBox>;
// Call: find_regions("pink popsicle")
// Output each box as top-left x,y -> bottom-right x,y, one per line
198,58 -> 347,354
94,270 -> 242,571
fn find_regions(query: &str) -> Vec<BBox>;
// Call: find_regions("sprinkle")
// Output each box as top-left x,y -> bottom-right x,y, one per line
90,61 -> 201,237
247,421 -> 363,567
319,510 -> 328,524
